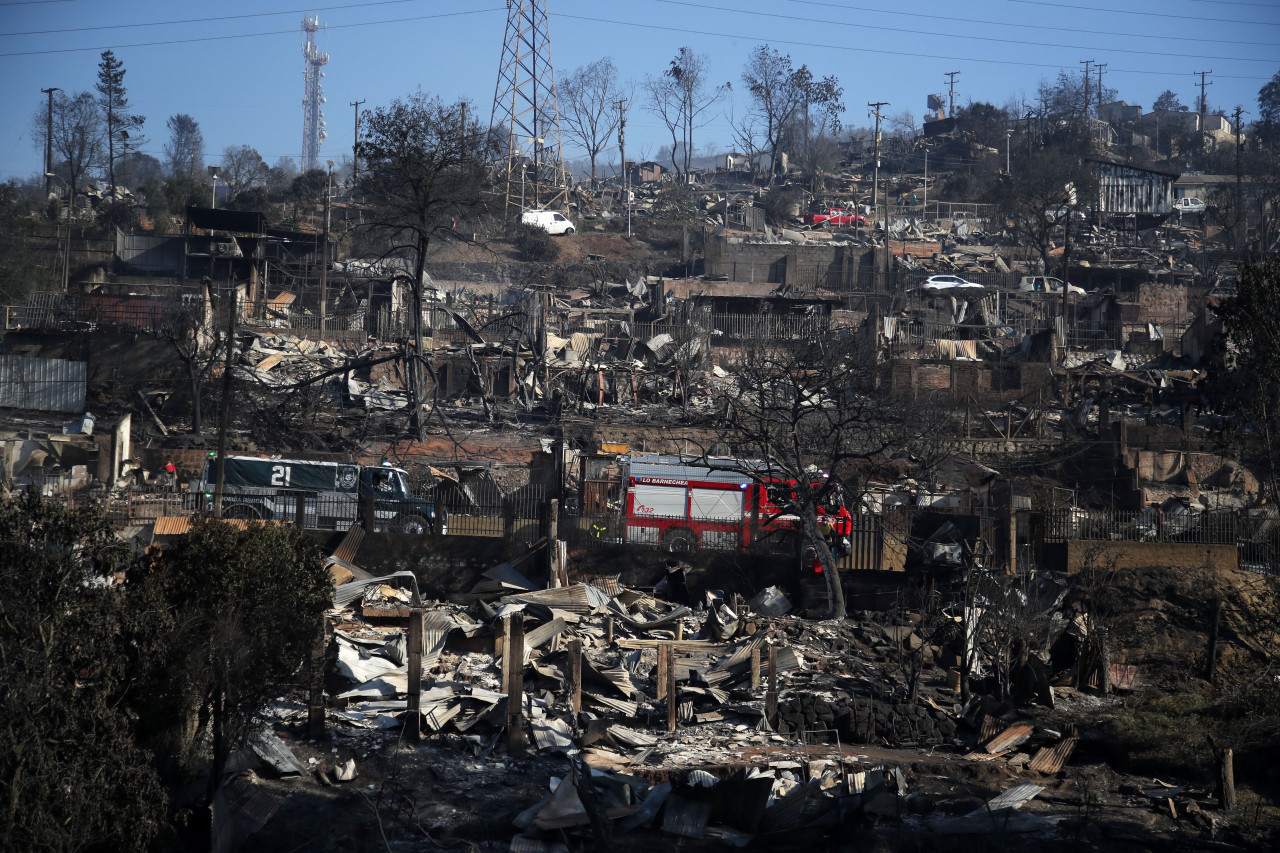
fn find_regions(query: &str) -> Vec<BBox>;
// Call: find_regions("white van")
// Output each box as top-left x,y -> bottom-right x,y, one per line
521,209 -> 575,236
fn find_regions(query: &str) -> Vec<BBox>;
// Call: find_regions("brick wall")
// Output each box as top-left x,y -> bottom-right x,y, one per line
1136,281 -> 1189,325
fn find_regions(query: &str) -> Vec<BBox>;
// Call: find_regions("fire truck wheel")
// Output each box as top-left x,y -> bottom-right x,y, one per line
224,503 -> 261,520
662,528 -> 697,553
397,514 -> 431,535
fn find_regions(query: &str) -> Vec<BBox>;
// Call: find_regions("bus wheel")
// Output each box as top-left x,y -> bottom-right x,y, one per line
398,514 -> 431,535
224,503 -> 260,520
662,528 -> 697,554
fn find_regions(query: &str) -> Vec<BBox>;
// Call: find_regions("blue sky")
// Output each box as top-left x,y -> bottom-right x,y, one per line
1,0 -> 1277,182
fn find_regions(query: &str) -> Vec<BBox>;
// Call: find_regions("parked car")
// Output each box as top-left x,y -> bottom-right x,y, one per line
919,274 -> 984,291
521,209 -> 575,235
803,208 -> 867,228
1173,197 -> 1207,214
1017,276 -> 1085,295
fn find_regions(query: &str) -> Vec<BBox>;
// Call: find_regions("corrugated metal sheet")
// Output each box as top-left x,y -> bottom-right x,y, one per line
0,355 -> 86,413
117,231 -> 185,274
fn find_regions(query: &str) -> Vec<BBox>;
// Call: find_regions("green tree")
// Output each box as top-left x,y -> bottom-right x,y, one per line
0,182 -> 44,303
958,101 -> 1011,152
1256,69 -> 1280,150
0,490 -> 166,853
356,91 -> 496,438
96,50 -> 146,194
1153,89 -> 1189,113
164,113 -> 203,179
1212,256 -> 1280,501
126,517 -> 331,798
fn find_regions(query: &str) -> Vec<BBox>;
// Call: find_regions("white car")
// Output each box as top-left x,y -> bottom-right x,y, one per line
1173,197 -> 1206,215
920,274 -> 984,291
1018,276 -> 1085,295
521,209 -> 575,235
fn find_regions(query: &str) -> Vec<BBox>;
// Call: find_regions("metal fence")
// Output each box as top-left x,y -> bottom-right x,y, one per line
1044,507 -> 1244,545
434,485 -> 550,539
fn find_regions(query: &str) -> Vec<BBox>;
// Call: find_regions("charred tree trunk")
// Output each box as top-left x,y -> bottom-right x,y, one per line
803,510 -> 845,620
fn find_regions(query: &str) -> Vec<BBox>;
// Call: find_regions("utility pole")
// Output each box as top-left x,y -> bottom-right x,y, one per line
1195,70 -> 1213,126
41,87 -> 60,198
869,101 -> 888,290
1233,105 -> 1246,249
349,99 -> 365,183
321,160 -> 333,336
1095,63 -> 1107,114
1079,60 -> 1093,118
212,283 -> 237,519
617,98 -> 629,238
945,72 -> 960,118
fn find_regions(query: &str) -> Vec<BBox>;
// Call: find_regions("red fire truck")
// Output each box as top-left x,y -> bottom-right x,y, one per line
619,455 -> 852,553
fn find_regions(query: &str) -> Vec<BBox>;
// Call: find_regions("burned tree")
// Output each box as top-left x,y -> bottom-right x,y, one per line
355,92 -> 497,439
700,321 -> 944,620
157,278 -> 220,434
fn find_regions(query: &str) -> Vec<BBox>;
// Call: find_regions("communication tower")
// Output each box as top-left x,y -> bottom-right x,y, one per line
489,0 -> 568,219
301,15 -> 329,171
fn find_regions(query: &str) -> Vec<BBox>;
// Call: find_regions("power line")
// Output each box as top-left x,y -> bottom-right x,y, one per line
1003,0 -> 1280,26
552,12 -> 1276,81
0,8 -> 502,58
0,0 -> 421,39
649,0 -> 1277,64
788,0 -> 1280,47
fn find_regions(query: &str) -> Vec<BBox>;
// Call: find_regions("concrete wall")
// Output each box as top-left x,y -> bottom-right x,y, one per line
705,239 -> 879,290
1065,540 -> 1238,574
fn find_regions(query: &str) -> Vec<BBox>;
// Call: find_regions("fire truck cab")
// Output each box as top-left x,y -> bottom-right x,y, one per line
620,455 -> 851,554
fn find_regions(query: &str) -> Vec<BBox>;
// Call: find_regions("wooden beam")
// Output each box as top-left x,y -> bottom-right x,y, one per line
406,609 -> 423,741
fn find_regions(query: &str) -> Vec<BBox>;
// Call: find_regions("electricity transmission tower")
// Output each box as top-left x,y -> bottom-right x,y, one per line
301,15 -> 329,171
489,0 -> 568,220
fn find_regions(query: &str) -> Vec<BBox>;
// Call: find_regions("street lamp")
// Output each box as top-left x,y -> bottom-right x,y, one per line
207,165 -> 221,209
45,172 -> 70,291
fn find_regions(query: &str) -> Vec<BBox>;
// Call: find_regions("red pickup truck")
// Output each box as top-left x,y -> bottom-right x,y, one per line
803,208 -> 867,228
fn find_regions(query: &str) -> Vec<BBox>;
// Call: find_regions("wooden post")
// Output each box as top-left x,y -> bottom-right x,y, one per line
766,647 -> 779,723
406,609 -> 424,740
547,499 -> 561,587
750,647 -> 761,690
675,621 -> 684,641
307,615 -> 330,739
605,616 -> 614,646
505,616 -> 525,752
656,644 -> 669,701
568,638 -> 583,716
1206,598 -> 1222,684
668,643 -> 679,729
1219,748 -> 1237,812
